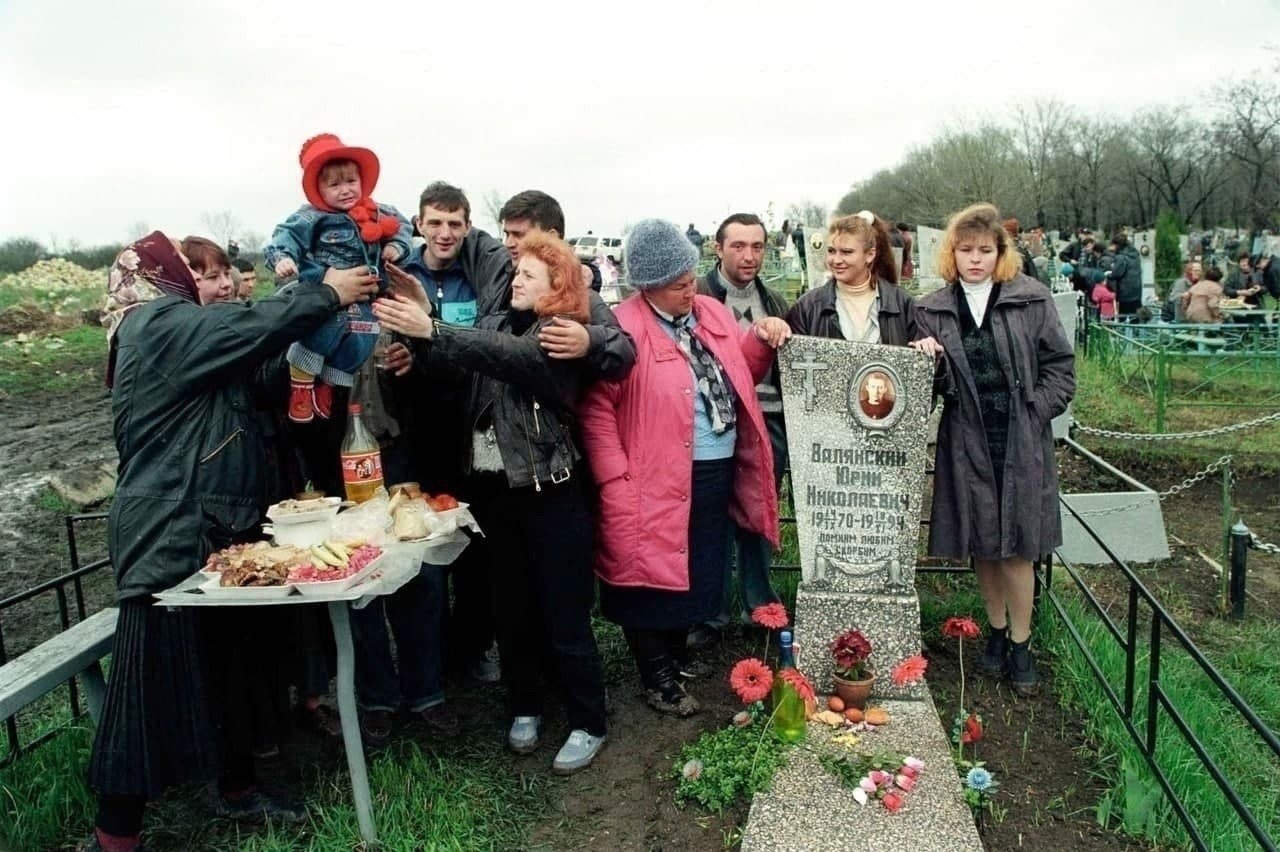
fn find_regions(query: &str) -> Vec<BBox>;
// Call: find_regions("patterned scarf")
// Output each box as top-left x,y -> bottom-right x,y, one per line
103,231 -> 200,387
652,304 -> 737,434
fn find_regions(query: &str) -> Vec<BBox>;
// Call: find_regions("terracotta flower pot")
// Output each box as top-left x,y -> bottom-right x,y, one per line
832,673 -> 874,709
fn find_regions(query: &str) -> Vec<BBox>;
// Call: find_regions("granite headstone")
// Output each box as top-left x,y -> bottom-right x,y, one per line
804,228 -> 827,292
915,225 -> 945,292
780,337 -> 934,699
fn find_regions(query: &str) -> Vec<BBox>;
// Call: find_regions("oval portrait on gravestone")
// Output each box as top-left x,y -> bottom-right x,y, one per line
847,364 -> 903,430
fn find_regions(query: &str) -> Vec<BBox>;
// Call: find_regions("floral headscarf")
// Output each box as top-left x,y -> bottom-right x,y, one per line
103,231 -> 200,387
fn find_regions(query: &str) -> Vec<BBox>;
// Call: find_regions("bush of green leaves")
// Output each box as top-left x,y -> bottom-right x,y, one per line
672,718 -> 787,813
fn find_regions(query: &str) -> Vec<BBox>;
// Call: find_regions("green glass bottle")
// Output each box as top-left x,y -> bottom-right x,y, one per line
771,630 -> 807,743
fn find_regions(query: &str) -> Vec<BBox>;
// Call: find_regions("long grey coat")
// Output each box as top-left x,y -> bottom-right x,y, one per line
915,274 -> 1075,561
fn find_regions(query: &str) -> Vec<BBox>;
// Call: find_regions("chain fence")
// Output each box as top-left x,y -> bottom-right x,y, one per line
1070,413 -> 1279,557
1070,409 -> 1280,442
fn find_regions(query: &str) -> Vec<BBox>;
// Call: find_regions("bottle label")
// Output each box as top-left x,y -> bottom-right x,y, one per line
341,451 -> 383,485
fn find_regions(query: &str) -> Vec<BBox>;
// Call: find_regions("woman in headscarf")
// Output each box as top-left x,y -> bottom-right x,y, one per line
86,232 -> 377,851
578,219 -> 790,717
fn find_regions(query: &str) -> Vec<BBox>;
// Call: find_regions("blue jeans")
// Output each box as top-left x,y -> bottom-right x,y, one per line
289,299 -> 379,382
709,412 -> 786,628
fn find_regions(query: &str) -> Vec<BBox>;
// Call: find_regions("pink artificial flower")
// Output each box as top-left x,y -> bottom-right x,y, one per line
732,710 -> 752,727
942,616 -> 981,640
870,770 -> 892,786
898,765 -> 919,780
729,658 -> 774,704
882,790 -> 904,812
779,668 -> 816,703
891,654 -> 929,686
859,777 -> 877,793
751,602 -> 789,630
903,756 -> 925,771
895,773 -> 916,792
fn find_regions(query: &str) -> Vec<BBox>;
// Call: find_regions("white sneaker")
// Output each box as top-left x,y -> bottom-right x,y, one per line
507,715 -> 542,754
552,729 -> 606,774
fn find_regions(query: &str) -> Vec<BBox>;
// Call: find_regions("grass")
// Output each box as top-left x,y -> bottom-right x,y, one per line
1042,581 -> 1280,850
0,324 -> 106,396
1074,339 -> 1280,470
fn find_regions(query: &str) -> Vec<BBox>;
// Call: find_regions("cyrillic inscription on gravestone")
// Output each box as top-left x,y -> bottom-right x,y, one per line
780,336 -> 935,699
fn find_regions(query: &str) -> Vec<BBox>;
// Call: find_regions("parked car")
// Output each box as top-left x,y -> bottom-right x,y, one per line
571,235 -> 624,264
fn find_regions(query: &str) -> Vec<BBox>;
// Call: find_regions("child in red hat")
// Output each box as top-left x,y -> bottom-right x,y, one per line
265,133 -> 412,422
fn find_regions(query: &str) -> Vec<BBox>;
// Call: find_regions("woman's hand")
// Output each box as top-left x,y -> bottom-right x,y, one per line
753,317 -> 792,349
384,262 -> 432,313
908,336 -> 944,358
323,265 -> 380,306
539,317 -> 590,359
372,294 -> 434,339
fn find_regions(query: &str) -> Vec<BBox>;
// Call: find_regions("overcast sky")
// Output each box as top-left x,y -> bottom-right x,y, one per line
2,0 -> 1279,250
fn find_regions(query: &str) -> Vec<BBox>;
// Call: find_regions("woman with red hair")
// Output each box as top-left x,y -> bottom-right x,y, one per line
374,232 -> 609,774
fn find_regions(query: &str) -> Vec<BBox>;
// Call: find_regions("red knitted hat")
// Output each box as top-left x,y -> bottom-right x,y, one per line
298,133 -> 381,211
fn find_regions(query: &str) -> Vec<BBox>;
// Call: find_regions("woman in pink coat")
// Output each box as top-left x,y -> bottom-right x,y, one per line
579,219 -> 790,716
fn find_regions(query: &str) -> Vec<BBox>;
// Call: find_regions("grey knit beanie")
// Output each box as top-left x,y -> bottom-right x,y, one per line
625,219 -> 699,290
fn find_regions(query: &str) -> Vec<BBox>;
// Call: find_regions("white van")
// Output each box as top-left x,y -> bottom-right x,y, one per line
571,235 -> 624,265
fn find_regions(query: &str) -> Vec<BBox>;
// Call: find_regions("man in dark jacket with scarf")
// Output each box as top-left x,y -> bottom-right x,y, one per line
692,213 -> 787,645
1104,234 -> 1144,318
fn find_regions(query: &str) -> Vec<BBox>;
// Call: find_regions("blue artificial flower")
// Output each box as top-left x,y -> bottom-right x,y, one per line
966,766 -> 993,792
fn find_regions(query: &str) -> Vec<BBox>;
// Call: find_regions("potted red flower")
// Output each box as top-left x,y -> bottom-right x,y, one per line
829,627 -> 875,709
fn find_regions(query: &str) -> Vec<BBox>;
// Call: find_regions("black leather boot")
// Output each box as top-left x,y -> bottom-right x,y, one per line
979,625 -> 1009,676
644,654 -> 700,717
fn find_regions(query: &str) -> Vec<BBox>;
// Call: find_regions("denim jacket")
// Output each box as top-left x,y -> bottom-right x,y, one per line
265,203 -> 413,282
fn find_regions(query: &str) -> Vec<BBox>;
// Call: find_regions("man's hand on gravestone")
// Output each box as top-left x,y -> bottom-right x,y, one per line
908,336 -> 943,358
753,317 -> 792,349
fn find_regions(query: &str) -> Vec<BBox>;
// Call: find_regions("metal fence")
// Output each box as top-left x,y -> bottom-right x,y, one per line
0,512 -> 112,766
1041,498 -> 1280,850
1086,321 -> 1280,431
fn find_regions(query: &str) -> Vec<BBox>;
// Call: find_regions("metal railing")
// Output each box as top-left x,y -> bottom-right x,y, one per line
0,512 -> 112,765
1040,497 -> 1279,851
1087,321 -> 1280,432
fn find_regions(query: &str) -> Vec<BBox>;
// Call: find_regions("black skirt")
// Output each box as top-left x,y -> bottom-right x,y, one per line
600,458 -> 734,630
87,599 -> 217,798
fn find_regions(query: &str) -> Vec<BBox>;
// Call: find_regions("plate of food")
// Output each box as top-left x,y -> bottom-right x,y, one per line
202,542 -> 311,574
201,560 -> 297,599
266,496 -> 342,526
288,541 -> 385,596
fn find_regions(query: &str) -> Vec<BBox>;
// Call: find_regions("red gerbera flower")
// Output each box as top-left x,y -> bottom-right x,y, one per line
942,616 -> 981,641
729,658 -> 773,704
960,713 -> 984,744
890,654 -> 929,686
778,668 -> 815,703
751,602 -> 790,631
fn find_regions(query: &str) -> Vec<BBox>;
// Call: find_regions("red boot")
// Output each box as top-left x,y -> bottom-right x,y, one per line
312,381 -> 334,420
288,380 -> 314,423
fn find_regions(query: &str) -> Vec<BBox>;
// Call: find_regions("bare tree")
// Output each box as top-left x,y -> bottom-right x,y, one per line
237,230 -> 267,254
1214,68 -> 1280,232
482,190 -> 506,229
201,210 -> 242,247
785,200 -> 830,227
1012,99 -> 1073,228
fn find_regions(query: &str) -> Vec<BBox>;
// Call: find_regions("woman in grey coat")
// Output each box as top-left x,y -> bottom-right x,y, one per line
912,203 -> 1075,696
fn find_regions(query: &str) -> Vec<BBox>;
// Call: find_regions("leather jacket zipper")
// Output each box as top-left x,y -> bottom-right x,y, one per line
532,400 -> 542,437
199,428 -> 244,464
519,404 -> 541,492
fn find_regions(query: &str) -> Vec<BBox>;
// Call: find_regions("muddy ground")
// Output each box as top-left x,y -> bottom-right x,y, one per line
3,350 -> 1277,850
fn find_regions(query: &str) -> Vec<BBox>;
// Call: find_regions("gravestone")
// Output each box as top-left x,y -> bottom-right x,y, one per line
1052,291 -> 1079,440
915,225 -> 945,292
780,337 -> 934,700
804,228 -> 826,291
